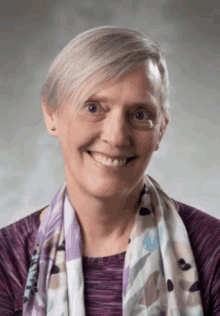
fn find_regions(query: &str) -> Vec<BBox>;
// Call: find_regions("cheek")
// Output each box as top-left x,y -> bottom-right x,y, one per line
136,130 -> 158,154
63,122 -> 93,155
57,121 -> 75,156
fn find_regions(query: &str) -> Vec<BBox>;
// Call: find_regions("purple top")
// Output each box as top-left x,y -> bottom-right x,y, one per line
0,201 -> 219,316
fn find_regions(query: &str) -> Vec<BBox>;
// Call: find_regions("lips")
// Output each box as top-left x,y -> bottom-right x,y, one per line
87,151 -> 137,165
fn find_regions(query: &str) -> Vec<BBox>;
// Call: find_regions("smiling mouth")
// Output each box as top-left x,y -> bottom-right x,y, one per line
87,151 -> 137,166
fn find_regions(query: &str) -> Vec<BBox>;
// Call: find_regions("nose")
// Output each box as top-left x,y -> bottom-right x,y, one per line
101,110 -> 132,147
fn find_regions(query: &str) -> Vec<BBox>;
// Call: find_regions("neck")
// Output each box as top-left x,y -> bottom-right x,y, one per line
65,175 -> 144,244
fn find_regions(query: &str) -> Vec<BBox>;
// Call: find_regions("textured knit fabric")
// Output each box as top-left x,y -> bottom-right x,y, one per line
0,201 -> 219,315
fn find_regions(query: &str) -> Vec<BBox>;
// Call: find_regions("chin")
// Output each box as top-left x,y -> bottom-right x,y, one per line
84,174 -> 143,200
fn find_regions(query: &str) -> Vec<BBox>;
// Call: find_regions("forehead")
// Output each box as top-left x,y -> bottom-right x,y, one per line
87,61 -> 161,107
70,60 -> 162,116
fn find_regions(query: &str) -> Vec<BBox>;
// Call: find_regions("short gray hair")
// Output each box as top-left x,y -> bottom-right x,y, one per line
41,26 -> 170,117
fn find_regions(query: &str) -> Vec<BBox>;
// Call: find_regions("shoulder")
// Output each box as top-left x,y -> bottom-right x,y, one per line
175,200 -> 220,250
174,200 -> 220,315
0,207 -> 45,265
0,208 -> 43,312
0,208 -> 42,270
0,208 -> 42,247
175,199 -> 219,224
174,199 -> 220,262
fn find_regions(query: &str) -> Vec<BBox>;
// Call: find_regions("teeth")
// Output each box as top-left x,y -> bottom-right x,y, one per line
90,152 -> 127,167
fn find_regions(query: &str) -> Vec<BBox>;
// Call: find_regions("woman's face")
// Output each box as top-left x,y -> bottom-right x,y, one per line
43,61 -> 168,200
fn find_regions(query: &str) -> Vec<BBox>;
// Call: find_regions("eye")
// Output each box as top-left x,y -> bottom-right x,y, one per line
133,110 -> 150,121
85,103 -> 100,114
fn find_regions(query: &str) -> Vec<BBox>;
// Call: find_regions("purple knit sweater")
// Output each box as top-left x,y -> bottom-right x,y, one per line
0,201 -> 219,316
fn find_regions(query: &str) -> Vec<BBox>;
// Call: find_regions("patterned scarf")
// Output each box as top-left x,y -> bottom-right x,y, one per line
22,175 -> 204,315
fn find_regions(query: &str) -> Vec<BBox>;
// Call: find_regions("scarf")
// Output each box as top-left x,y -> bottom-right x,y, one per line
22,175 -> 204,315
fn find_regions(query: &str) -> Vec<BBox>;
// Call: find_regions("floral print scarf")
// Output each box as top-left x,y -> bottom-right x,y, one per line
23,175 -> 204,315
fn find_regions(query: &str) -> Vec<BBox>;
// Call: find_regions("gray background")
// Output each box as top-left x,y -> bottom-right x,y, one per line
1,0 -> 220,228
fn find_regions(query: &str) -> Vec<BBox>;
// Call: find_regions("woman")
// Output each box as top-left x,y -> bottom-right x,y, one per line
0,26 -> 219,316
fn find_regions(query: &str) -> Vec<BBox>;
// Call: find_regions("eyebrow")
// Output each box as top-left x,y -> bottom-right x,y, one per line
85,95 -> 159,111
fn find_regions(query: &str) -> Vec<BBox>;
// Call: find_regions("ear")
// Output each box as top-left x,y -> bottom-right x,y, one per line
42,98 -> 59,137
155,113 -> 169,151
